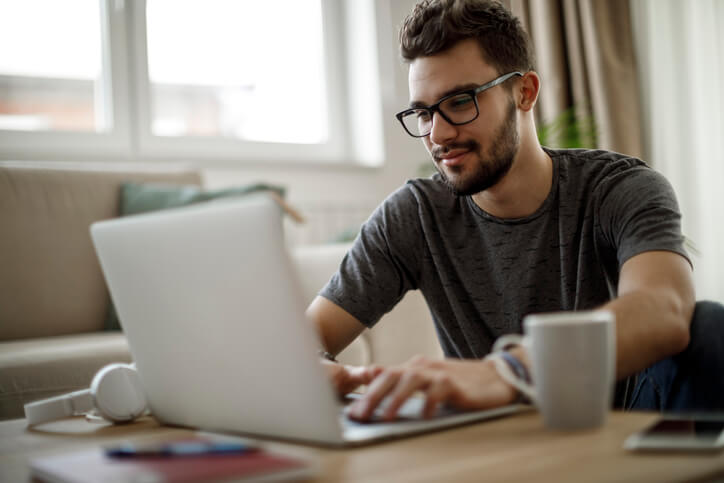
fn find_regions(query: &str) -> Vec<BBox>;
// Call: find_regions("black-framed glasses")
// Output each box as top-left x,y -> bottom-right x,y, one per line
395,71 -> 523,138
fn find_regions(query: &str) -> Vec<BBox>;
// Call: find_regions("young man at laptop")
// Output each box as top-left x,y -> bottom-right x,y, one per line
307,0 -> 724,421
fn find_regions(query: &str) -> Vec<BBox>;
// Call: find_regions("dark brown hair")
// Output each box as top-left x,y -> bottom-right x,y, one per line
399,0 -> 535,75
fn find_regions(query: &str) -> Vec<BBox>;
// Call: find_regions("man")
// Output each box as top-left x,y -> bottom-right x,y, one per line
307,0 -> 722,421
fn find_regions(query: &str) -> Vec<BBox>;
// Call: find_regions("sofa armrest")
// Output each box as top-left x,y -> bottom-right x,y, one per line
0,332 -> 131,420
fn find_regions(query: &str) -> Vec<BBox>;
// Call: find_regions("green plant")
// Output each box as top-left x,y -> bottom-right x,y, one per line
537,104 -> 597,149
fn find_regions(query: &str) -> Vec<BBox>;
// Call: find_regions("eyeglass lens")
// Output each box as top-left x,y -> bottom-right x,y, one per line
401,92 -> 478,137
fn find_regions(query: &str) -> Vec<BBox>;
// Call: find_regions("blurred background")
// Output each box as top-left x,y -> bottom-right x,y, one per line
0,0 -> 721,300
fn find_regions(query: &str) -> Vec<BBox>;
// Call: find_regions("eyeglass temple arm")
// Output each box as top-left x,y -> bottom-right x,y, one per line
475,71 -> 523,93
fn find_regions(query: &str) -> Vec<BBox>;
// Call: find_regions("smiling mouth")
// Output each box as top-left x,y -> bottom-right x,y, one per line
432,139 -> 479,168
437,150 -> 469,167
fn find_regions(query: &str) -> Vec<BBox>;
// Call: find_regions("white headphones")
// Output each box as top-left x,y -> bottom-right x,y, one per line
24,363 -> 148,426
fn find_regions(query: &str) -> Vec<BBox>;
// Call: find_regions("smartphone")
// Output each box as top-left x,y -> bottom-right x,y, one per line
624,415 -> 724,452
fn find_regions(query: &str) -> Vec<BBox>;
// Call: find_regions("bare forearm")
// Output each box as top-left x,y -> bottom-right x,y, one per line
598,251 -> 696,379
602,289 -> 693,379
503,285 -> 692,382
306,296 -> 366,355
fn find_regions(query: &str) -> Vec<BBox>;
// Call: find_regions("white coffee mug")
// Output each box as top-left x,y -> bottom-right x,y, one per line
494,310 -> 616,430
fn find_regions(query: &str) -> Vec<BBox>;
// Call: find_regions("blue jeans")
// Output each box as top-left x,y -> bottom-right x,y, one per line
626,301 -> 724,412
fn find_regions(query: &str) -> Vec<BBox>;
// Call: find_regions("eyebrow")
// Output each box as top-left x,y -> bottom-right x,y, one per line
409,83 -> 481,109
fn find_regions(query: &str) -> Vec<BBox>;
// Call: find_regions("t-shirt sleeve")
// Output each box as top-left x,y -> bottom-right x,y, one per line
319,184 -> 423,328
595,164 -> 690,268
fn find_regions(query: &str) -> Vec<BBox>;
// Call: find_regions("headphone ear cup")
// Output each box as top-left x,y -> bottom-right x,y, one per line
90,363 -> 147,423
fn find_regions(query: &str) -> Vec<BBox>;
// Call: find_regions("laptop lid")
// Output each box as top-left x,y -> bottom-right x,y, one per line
91,195 -> 346,445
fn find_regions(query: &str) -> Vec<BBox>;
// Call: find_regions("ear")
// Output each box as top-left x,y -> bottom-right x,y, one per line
516,71 -> 540,112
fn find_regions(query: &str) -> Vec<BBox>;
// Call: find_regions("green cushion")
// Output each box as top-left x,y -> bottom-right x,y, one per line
104,182 -> 286,331
121,182 -> 285,215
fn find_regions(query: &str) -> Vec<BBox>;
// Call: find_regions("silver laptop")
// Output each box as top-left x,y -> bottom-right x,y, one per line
90,194 -> 524,446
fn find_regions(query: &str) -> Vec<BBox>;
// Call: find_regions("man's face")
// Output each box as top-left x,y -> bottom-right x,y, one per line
408,39 -> 520,196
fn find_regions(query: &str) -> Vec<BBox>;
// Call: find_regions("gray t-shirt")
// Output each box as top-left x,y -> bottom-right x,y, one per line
320,148 -> 689,358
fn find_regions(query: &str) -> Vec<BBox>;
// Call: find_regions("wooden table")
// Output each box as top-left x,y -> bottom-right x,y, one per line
2,411 -> 724,482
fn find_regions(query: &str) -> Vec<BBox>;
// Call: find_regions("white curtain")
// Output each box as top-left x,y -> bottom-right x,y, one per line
632,0 -> 724,302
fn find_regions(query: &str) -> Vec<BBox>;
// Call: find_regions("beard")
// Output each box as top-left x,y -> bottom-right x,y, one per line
432,99 -> 519,196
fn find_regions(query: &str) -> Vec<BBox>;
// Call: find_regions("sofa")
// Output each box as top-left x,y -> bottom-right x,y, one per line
0,162 -> 442,421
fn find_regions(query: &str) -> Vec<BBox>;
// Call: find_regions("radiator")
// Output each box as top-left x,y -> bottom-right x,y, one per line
284,201 -> 376,246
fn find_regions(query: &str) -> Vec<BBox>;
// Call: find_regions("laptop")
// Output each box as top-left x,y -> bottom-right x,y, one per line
90,194 -> 524,446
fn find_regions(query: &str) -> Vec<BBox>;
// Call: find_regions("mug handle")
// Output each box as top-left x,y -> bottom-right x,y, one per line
490,334 -> 537,404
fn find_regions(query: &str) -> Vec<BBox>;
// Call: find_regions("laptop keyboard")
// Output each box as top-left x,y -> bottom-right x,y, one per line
342,393 -> 459,424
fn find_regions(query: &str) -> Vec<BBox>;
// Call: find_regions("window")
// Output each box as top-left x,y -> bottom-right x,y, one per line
0,0 -> 367,164
146,0 -> 327,145
0,0 -> 108,132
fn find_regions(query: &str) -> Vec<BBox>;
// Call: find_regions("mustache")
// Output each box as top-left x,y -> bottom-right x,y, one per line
431,140 -> 480,161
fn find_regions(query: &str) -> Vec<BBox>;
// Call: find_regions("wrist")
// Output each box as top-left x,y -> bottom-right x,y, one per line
481,357 -> 519,404
494,340 -> 530,368
485,346 -> 533,404
506,345 -> 530,370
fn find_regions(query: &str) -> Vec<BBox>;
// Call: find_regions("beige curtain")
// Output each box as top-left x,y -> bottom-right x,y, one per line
503,0 -> 643,159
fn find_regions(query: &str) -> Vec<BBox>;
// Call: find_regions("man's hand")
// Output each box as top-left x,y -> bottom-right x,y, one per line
322,359 -> 384,396
347,355 -> 518,422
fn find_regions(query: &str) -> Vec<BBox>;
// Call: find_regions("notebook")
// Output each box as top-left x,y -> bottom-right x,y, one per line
30,435 -> 313,483
90,194 -> 524,446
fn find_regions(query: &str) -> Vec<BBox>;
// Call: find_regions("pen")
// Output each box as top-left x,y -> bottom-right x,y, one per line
105,440 -> 256,458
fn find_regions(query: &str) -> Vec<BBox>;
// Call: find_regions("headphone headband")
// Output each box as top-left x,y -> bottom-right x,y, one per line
24,389 -> 93,426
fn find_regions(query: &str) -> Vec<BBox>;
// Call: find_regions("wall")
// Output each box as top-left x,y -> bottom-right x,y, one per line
0,1 -> 428,246
202,0 -> 430,244
631,1 -> 724,301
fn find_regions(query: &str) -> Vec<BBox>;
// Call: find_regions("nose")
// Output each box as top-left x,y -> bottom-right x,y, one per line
428,111 -> 458,145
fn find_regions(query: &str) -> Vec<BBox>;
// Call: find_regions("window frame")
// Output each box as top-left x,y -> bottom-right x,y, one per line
0,0 -> 133,160
0,0 -> 353,165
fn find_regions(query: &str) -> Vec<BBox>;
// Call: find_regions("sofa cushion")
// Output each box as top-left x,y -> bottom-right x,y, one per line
121,182 -> 285,216
0,332 -> 131,420
0,163 -> 202,341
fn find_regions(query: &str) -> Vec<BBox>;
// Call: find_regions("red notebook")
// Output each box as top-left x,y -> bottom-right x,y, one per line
31,445 -> 315,482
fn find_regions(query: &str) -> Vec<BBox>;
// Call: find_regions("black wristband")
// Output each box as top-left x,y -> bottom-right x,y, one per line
499,351 -> 531,384
499,351 -> 532,404
318,350 -> 338,363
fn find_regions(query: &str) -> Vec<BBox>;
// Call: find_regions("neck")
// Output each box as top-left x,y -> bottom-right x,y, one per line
471,124 -> 552,219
